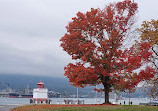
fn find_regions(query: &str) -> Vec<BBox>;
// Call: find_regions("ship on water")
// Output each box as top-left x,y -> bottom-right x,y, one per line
1,81 -> 61,98
0,89 -> 12,97
9,91 -> 61,98
0,82 -> 11,97
9,92 -> 33,98
9,85 -> 33,98
48,91 -> 61,98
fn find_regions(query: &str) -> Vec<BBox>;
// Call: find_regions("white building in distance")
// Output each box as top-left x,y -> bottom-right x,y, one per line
31,81 -> 50,104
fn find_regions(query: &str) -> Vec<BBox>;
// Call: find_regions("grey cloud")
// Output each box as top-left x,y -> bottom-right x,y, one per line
0,0 -> 157,77
0,42 -> 69,77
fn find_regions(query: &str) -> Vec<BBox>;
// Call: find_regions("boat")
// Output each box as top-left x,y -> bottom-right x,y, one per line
9,85 -> 33,98
0,89 -> 11,97
9,93 -> 19,98
21,93 -> 33,98
48,91 -> 61,98
9,92 -> 33,98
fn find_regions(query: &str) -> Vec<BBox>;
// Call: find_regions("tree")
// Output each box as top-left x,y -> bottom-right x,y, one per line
139,19 -> 158,69
138,19 -> 158,97
60,0 -> 155,104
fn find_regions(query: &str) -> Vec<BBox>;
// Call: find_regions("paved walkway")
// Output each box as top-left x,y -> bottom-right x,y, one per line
0,105 -> 20,111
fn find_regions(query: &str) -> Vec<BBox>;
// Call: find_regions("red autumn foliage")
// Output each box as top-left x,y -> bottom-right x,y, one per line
60,0 -> 155,104
138,67 -> 155,80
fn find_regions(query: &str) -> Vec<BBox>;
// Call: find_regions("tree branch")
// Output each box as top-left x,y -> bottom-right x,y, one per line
152,46 -> 158,57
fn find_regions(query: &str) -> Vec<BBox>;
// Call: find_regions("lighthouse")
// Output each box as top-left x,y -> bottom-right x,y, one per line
31,81 -> 50,104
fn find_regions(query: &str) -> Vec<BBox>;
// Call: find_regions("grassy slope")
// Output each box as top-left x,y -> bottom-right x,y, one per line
12,105 -> 158,111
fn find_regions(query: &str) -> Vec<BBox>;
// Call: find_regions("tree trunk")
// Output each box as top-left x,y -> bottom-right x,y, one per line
104,86 -> 110,104
101,75 -> 111,104
103,82 -> 110,104
129,90 -> 131,105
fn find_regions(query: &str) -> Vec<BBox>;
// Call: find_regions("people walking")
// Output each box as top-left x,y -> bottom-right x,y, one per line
130,101 -> 132,105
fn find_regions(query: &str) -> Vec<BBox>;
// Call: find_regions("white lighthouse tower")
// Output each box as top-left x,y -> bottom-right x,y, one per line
32,81 -> 49,104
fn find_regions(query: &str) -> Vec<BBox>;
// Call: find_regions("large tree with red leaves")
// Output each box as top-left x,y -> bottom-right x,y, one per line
60,0 -> 155,104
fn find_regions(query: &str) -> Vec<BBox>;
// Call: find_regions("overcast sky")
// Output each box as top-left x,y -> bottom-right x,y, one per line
0,0 -> 157,77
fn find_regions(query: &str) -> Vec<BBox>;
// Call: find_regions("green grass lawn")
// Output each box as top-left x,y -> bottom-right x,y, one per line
12,105 -> 158,111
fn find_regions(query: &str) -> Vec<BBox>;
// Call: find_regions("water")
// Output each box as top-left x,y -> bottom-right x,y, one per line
0,97 -> 152,105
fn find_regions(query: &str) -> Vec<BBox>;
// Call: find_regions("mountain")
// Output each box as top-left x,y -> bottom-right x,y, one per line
0,74 -> 94,96
0,74 -> 149,98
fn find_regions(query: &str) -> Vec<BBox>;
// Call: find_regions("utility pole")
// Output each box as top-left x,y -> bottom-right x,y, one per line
95,85 -> 97,104
77,87 -> 78,99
